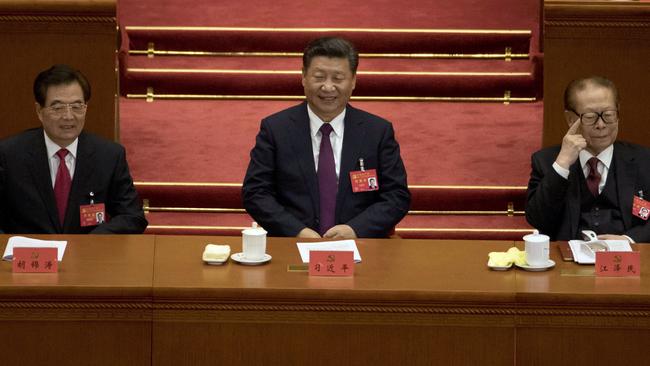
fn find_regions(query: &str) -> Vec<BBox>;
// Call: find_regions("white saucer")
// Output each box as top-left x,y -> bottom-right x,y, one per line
203,259 -> 228,266
488,263 -> 513,271
516,259 -> 556,272
230,252 -> 272,265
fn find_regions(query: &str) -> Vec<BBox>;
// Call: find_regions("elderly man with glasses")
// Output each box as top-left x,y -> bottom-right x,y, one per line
526,76 -> 650,243
0,64 -> 147,234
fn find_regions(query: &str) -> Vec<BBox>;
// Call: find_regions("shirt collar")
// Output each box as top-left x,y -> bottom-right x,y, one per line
308,105 -> 346,138
44,130 -> 78,159
579,144 -> 614,170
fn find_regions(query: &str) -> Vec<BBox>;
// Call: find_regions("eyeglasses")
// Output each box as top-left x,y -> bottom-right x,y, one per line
44,103 -> 87,116
570,109 -> 619,126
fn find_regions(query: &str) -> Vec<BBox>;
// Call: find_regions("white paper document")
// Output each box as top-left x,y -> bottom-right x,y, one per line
296,240 -> 362,263
568,239 -> 632,264
2,236 -> 67,261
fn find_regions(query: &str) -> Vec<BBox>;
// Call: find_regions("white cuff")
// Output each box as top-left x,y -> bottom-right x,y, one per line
552,161 -> 570,180
623,235 -> 636,244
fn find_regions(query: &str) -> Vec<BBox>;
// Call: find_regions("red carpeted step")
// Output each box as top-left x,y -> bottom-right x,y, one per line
124,27 -> 532,56
121,98 -> 542,186
121,67 -> 538,99
142,211 -> 532,239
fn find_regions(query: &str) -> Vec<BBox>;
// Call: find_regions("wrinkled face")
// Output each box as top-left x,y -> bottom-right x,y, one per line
302,56 -> 356,122
36,82 -> 86,147
566,84 -> 619,155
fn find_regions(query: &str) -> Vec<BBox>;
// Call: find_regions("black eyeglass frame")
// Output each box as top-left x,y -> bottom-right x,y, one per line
568,109 -> 619,126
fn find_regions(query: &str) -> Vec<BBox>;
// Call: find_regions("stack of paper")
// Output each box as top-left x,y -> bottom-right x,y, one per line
568,239 -> 632,264
296,240 -> 362,263
2,236 -> 67,261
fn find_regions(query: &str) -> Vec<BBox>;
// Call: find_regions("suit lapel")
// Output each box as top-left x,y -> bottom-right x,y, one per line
613,143 -> 636,230
567,161 -> 582,238
65,132 -> 95,230
26,131 -> 61,232
336,105 -> 366,220
289,102 -> 320,214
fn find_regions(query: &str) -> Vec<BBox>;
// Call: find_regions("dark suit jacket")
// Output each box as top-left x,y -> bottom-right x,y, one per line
0,128 -> 147,234
525,141 -> 650,242
242,102 -> 410,238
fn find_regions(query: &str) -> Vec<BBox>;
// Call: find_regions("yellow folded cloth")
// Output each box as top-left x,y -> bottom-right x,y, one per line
488,247 -> 526,267
202,244 -> 231,261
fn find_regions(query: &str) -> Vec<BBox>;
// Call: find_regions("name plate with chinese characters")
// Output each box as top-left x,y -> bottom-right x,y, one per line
309,251 -> 354,276
595,251 -> 640,277
12,247 -> 58,273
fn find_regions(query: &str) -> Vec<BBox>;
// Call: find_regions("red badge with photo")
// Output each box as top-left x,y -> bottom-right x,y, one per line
349,169 -> 379,193
632,195 -> 650,221
80,203 -> 106,227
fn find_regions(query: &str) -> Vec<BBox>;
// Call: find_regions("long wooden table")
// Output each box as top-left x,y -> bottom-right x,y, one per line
1,235 -> 649,365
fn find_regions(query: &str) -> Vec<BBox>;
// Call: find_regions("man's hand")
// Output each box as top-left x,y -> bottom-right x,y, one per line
598,234 -> 631,243
555,119 -> 587,169
323,225 -> 357,239
297,227 -> 321,238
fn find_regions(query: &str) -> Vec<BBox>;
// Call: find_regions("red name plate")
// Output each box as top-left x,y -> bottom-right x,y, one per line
309,250 -> 354,276
12,247 -> 58,273
595,251 -> 640,277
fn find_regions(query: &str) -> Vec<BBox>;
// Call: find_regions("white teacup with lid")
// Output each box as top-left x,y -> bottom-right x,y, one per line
523,230 -> 550,267
242,222 -> 267,260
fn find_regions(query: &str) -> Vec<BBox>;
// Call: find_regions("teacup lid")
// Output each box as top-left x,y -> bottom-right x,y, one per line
523,229 -> 549,243
242,221 -> 267,236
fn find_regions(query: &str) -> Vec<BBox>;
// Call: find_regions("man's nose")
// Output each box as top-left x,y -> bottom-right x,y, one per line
62,106 -> 74,119
594,116 -> 607,128
321,80 -> 335,91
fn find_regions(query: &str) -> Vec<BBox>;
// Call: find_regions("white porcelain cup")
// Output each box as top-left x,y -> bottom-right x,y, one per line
523,230 -> 550,267
242,222 -> 267,260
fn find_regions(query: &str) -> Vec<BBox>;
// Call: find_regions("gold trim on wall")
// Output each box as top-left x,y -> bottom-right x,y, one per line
126,93 -> 536,103
0,15 -> 115,23
125,26 -> 532,34
129,50 -> 530,60
127,68 -> 532,76
134,181 -> 527,190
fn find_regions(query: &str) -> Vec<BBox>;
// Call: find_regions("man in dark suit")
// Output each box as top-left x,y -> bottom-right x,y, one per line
243,37 -> 410,239
0,64 -> 147,234
526,76 -> 650,242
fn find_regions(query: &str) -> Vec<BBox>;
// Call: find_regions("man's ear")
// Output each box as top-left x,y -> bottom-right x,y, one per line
35,102 -> 44,123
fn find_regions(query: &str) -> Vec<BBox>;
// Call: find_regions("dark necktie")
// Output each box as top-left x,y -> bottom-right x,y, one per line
54,149 -> 72,226
586,157 -> 601,197
318,123 -> 337,235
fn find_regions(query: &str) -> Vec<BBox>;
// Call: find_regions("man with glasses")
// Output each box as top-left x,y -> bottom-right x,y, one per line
526,76 -> 650,242
0,64 -> 147,234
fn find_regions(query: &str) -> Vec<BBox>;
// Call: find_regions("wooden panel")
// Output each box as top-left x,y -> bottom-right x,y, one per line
543,1 -> 650,147
515,241 -> 650,365
0,234 -> 154,366
0,0 -> 117,141
152,236 -> 517,366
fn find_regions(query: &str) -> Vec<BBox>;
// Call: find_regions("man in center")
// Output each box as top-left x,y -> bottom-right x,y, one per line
243,37 -> 410,239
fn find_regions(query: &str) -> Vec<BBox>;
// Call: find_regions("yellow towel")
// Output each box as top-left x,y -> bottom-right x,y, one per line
488,247 -> 526,267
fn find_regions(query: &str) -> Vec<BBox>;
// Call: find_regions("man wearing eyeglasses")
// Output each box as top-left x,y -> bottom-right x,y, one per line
0,64 -> 147,234
526,76 -> 650,243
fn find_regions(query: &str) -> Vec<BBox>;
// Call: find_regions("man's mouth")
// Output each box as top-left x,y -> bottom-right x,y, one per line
319,95 -> 336,102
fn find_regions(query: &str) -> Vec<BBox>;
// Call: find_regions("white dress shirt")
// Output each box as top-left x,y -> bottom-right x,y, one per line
308,105 -> 345,179
44,131 -> 78,187
552,144 -> 613,195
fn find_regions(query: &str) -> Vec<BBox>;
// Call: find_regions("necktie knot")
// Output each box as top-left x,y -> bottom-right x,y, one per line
587,157 -> 599,172
56,148 -> 69,160
319,123 -> 333,137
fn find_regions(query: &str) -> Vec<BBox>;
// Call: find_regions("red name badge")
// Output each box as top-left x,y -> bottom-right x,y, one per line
80,203 -> 106,227
632,196 -> 650,221
12,247 -> 58,273
595,251 -> 640,277
309,251 -> 354,276
349,169 -> 379,193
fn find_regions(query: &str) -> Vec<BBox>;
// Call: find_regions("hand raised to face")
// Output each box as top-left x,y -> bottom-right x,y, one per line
555,119 -> 587,170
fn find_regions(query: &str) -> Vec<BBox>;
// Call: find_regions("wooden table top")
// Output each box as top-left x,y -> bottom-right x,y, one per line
0,234 -> 155,300
2,234 -> 649,308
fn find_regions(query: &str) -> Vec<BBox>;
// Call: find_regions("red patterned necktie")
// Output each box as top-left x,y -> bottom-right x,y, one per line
586,157 -> 601,197
54,149 -> 72,226
318,123 -> 337,235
